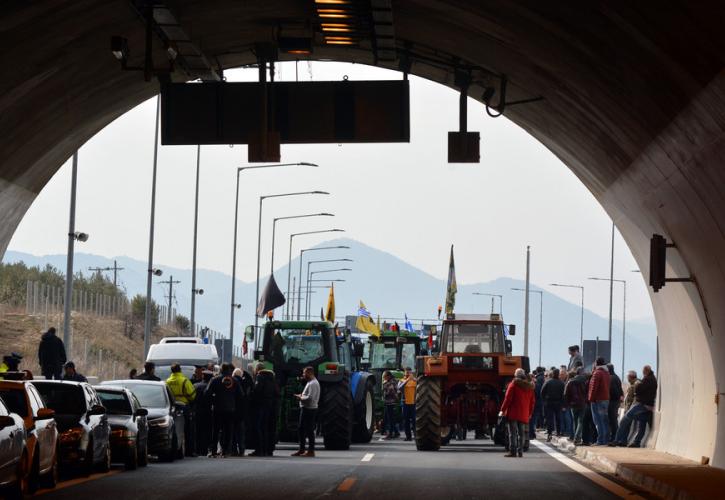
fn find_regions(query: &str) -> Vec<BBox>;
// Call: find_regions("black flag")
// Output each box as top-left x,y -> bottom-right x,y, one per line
257,274 -> 286,317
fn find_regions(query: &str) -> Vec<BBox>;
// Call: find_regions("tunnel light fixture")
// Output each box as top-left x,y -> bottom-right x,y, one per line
322,25 -> 353,32
325,38 -> 355,45
315,0 -> 350,4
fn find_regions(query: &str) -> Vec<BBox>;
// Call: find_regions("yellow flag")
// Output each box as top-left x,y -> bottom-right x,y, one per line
355,300 -> 380,336
325,283 -> 335,322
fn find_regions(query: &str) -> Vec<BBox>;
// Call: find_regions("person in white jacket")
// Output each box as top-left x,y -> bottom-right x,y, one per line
292,366 -> 321,457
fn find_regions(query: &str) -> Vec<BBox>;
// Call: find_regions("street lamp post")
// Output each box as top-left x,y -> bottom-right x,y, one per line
549,283 -> 584,348
589,277 -> 627,376
271,213 -> 334,273
228,162 -> 317,351
512,288 -> 543,366
190,145 -> 201,335
254,191 -> 330,335
286,229 -> 345,319
306,268 -> 352,319
63,152 -> 88,356
144,96 -> 161,358
302,260 -> 353,317
472,292 -> 503,315
297,246 -> 350,319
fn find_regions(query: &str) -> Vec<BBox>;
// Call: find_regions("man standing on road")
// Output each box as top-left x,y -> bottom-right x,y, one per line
193,370 -> 214,456
398,367 -> 417,441
541,368 -> 565,441
166,363 -> 196,456
250,363 -> 278,457
588,357 -> 611,446
500,368 -> 535,458
136,362 -> 161,381
382,371 -> 399,439
207,363 -> 242,457
607,364 -> 624,441
38,327 -> 66,380
612,365 -> 657,448
292,366 -> 320,457
564,369 -> 588,445
567,346 -> 583,372
62,361 -> 87,382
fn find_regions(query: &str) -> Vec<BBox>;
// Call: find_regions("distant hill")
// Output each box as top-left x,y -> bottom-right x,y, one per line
3,238 -> 657,373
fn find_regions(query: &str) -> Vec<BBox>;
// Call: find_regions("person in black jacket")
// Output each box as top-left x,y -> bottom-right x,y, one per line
38,327 -> 66,380
207,363 -> 242,457
193,370 -> 213,456
136,362 -> 161,381
612,365 -> 657,447
541,368 -> 565,441
607,364 -> 624,442
250,363 -> 278,457
231,368 -> 253,456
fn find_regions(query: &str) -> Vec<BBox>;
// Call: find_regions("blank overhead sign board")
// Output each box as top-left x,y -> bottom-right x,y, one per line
161,80 -> 410,145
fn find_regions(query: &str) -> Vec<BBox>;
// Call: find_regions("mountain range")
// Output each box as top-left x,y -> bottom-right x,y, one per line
3,238 -> 657,373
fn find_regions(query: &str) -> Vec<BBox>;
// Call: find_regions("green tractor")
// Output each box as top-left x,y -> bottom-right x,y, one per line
364,330 -> 423,431
245,320 -> 375,450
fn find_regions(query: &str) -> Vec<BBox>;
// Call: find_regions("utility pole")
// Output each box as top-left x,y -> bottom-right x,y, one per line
159,275 -> 180,324
190,145 -> 201,335
89,260 -> 125,288
63,152 -> 79,355
523,245 -> 530,357
144,96 -> 161,358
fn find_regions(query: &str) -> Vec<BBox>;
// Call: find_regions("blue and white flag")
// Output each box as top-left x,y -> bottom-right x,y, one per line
404,314 -> 414,332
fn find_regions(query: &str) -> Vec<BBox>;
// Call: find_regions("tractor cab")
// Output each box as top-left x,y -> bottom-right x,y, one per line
440,313 -> 514,356
368,330 -> 422,374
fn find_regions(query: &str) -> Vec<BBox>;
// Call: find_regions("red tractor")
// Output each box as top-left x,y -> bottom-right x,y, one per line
415,314 -> 530,450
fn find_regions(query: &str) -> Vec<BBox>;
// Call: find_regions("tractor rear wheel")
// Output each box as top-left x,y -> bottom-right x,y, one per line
352,380 -> 375,443
415,376 -> 442,451
320,376 -> 352,450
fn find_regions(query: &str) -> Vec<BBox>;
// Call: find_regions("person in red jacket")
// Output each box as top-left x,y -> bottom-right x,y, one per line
500,368 -> 535,457
588,357 -> 611,445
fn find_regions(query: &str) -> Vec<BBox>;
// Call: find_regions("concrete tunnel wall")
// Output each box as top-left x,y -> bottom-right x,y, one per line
1,1 -> 724,466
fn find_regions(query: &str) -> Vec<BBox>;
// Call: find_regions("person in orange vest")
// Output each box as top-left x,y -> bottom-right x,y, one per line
398,367 -> 417,441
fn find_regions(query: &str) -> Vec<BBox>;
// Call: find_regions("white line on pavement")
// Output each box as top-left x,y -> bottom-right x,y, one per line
531,440 -> 645,499
361,453 -> 374,462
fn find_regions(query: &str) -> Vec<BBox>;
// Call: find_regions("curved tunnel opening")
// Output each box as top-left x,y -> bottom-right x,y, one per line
2,2 -> 724,468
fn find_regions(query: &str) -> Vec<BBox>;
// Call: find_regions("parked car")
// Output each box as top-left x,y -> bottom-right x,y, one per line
100,380 -> 184,461
0,397 -> 28,498
31,381 -> 110,475
94,386 -> 149,470
0,379 -> 58,492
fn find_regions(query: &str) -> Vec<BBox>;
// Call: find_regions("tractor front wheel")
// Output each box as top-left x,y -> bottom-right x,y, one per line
352,380 -> 375,443
415,376 -> 442,451
320,376 -> 352,450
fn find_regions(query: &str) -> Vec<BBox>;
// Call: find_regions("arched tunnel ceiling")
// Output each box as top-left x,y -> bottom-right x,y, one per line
3,0 -> 725,466
2,1 -> 724,197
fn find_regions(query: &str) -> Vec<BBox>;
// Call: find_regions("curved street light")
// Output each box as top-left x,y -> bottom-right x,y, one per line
297,245 -> 350,319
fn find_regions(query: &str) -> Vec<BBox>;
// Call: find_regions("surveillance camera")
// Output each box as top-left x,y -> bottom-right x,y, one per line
74,232 -> 89,242
152,269 -> 163,277
198,289 -> 204,295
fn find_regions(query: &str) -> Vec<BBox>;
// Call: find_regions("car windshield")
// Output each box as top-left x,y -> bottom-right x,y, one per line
0,389 -> 27,417
97,391 -> 132,415
370,342 -> 397,369
269,329 -> 325,365
33,384 -> 86,415
114,383 -> 167,409
443,323 -> 504,354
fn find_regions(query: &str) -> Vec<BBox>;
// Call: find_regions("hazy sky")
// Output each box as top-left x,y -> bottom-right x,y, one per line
8,62 -> 654,323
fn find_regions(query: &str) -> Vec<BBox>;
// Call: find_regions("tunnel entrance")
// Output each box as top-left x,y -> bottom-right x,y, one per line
2,1 -> 725,468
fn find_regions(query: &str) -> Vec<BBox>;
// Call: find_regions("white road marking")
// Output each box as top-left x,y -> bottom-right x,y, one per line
531,440 -> 645,499
361,453 -> 374,462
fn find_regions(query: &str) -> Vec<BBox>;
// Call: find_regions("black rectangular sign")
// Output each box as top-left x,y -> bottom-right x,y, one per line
161,80 -> 410,145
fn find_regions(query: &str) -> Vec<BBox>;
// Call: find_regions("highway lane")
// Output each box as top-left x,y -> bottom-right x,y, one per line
35,437 -> 639,499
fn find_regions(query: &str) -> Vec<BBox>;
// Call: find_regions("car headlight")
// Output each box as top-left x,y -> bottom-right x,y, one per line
60,427 -> 84,443
148,416 -> 172,428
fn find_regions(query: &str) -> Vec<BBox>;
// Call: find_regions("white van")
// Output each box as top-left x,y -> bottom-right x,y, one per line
146,342 -> 219,380
159,337 -> 202,344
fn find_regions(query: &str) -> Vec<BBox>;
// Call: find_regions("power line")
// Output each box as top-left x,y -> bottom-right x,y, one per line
88,259 -> 125,287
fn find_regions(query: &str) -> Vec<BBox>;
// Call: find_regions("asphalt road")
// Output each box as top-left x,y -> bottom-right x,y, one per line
35,437 -> 631,500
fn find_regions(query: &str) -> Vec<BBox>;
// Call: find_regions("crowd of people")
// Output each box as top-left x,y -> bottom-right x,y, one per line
500,344 -> 658,457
